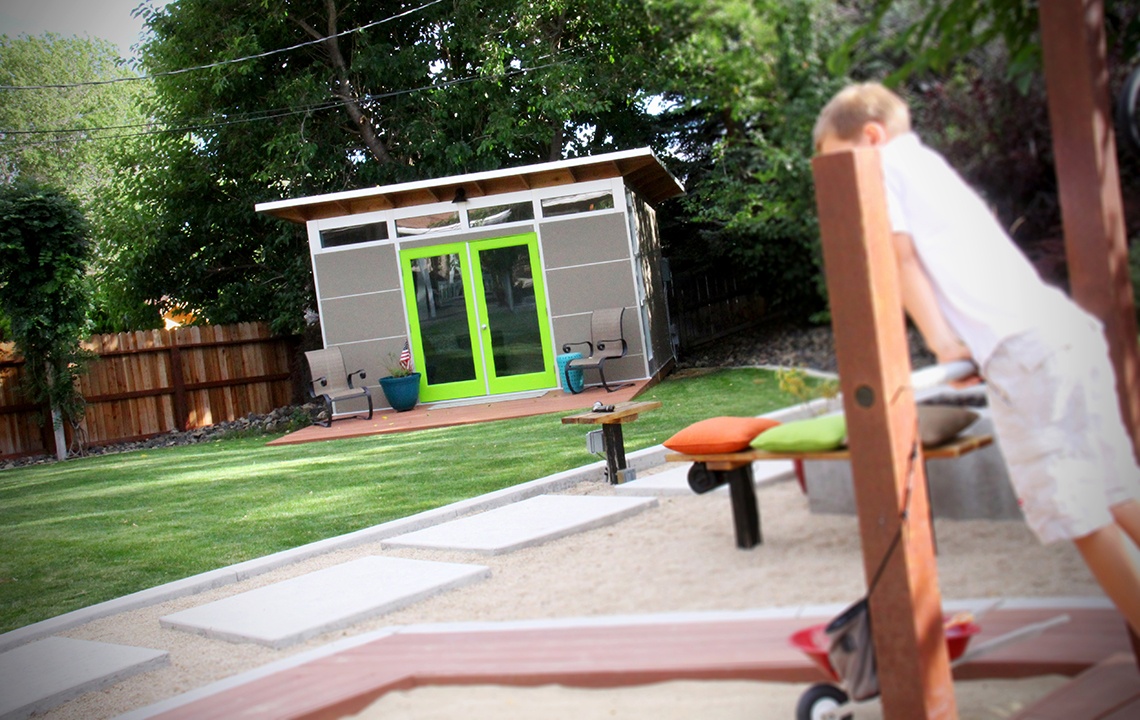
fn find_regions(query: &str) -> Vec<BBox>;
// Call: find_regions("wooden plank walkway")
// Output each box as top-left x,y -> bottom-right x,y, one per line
268,381 -> 649,446
145,606 -> 1130,720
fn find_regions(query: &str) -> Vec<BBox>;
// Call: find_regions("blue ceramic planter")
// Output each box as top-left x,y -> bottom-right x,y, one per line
380,373 -> 421,412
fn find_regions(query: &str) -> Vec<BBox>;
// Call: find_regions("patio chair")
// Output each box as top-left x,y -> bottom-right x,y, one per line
304,347 -> 373,427
561,307 -> 632,393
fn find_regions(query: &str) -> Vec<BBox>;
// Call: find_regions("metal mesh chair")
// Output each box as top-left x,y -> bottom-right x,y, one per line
561,307 -> 632,393
304,347 -> 373,426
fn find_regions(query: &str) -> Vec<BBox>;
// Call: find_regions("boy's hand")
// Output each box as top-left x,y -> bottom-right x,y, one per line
933,338 -> 972,366
933,339 -> 981,388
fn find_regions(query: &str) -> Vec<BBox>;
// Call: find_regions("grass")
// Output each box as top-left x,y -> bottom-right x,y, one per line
0,367 -> 816,634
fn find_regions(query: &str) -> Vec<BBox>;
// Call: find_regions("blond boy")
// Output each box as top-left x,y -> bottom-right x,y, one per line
813,82 -> 1140,635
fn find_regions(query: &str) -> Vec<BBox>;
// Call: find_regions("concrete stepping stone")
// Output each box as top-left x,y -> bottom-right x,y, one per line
159,556 -> 489,649
0,636 -> 167,720
382,494 -> 657,555
615,460 -> 795,496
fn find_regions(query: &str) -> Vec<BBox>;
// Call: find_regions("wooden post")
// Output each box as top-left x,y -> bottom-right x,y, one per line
1040,0 -> 1140,450
169,334 -> 188,432
812,148 -> 957,719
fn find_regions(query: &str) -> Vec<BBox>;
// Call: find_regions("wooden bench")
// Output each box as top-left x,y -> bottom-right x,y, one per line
666,434 -> 994,549
563,401 -> 662,484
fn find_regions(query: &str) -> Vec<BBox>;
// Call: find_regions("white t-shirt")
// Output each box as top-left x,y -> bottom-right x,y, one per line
878,133 -> 1083,367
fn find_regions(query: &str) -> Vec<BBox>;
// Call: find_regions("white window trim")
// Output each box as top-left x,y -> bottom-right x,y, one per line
306,176 -> 630,254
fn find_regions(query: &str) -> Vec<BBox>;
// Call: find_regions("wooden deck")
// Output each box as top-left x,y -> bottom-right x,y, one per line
145,605 -> 1131,719
268,380 -> 649,446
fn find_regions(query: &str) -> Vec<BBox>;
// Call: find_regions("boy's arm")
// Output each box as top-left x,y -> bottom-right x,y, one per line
891,231 -> 972,364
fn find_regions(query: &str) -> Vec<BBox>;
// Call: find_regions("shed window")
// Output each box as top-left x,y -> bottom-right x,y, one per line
396,211 -> 461,237
469,201 -> 534,227
540,191 -> 614,218
319,222 -> 388,248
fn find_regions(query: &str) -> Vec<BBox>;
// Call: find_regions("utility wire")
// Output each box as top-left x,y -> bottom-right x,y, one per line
0,58 -> 568,147
0,0 -> 444,91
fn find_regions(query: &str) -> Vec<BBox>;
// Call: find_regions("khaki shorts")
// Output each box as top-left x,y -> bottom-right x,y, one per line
984,321 -> 1140,544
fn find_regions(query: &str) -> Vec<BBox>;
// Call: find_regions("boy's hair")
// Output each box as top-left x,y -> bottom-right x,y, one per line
813,82 -> 911,151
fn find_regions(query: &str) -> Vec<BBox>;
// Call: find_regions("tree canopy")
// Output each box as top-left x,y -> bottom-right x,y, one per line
0,34 -> 148,202
8,0 -> 1134,340
104,0 -> 682,333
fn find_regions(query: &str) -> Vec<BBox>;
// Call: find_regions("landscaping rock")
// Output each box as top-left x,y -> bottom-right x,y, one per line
1,403 -> 321,471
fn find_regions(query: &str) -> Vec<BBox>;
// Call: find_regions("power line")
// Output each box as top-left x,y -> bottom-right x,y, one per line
0,58 -> 569,147
0,0 -> 444,91
0,102 -> 345,147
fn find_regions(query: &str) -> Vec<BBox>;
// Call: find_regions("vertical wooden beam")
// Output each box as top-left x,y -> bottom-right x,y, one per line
1040,0 -> 1140,450
169,336 -> 188,433
812,148 -> 957,719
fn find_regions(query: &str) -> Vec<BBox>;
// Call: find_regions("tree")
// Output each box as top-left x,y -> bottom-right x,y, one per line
830,1 -> 1138,91
0,181 -> 94,459
829,1 -> 1140,290
0,34 -> 148,203
105,0 -> 670,334
652,0 -> 846,320
0,33 -> 159,333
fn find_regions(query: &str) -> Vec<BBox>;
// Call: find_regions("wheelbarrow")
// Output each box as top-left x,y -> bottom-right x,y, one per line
788,604 -> 1070,720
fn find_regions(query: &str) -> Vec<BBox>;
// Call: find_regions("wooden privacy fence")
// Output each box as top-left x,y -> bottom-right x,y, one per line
667,269 -> 767,352
0,323 -> 298,459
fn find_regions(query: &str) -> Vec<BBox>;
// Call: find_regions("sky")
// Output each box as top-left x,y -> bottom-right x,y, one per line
0,0 -> 169,60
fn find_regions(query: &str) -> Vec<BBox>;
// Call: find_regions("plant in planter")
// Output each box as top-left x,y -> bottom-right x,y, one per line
379,342 -> 421,411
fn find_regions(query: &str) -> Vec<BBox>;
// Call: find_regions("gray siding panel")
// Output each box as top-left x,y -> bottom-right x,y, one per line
314,244 -> 399,299
321,293 -> 406,345
540,214 -> 630,269
545,262 -> 638,317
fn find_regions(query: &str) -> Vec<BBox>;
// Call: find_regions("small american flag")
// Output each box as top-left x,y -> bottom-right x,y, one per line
399,341 -> 413,372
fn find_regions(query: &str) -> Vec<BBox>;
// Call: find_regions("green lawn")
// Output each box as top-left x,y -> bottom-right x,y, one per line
0,367 -> 807,634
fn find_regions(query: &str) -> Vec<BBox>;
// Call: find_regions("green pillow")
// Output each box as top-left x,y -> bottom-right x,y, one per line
751,413 -> 847,453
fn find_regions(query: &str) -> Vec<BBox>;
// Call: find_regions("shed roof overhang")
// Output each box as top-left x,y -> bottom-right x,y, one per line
254,147 -> 684,224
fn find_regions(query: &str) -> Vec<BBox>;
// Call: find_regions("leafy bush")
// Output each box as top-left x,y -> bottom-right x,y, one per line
0,181 -> 94,429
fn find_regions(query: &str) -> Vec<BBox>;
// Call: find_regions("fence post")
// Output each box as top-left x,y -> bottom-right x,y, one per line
169,330 -> 188,432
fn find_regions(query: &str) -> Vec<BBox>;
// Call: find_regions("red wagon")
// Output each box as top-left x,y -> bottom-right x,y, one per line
787,608 -> 1067,720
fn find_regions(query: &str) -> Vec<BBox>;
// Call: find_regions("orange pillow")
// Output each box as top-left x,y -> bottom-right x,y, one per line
663,416 -> 780,454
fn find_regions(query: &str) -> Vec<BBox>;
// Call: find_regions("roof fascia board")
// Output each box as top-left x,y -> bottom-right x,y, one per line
255,147 -> 680,217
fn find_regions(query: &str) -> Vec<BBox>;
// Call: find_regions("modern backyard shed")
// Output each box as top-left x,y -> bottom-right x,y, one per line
255,147 -> 684,414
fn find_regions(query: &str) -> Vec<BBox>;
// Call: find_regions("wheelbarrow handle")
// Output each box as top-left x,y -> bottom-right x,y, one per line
951,614 -> 1070,667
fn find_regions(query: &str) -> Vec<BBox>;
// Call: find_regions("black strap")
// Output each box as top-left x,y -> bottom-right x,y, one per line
866,432 -> 919,597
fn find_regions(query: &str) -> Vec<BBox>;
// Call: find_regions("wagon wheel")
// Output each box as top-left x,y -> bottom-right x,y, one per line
794,683 -> 852,720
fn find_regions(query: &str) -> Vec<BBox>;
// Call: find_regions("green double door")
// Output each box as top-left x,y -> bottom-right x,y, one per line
400,233 -> 557,403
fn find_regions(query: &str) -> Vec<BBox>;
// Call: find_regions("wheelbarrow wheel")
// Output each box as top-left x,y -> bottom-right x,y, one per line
795,683 -> 852,720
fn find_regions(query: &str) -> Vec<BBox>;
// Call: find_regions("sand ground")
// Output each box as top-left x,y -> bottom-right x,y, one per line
48,470 -> 1101,719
